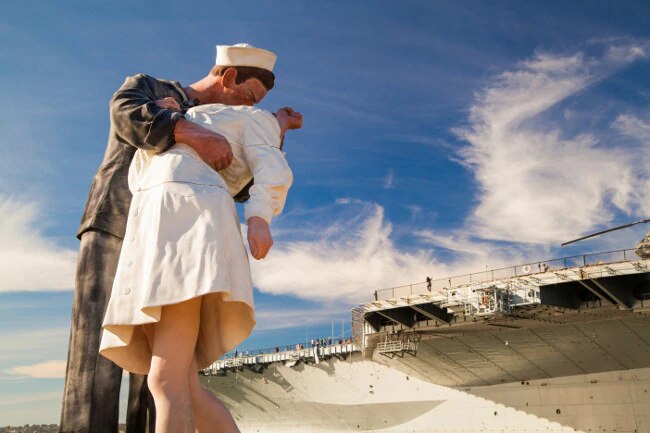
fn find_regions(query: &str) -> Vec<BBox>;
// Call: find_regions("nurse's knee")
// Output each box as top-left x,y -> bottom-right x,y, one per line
148,363 -> 187,397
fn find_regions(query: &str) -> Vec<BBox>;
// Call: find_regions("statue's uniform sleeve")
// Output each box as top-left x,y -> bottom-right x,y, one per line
110,74 -> 185,153
241,111 -> 293,224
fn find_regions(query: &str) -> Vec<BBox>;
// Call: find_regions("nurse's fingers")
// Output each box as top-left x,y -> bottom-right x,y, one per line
155,97 -> 181,111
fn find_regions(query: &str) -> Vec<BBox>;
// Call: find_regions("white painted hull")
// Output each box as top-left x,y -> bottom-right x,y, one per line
202,354 -> 650,433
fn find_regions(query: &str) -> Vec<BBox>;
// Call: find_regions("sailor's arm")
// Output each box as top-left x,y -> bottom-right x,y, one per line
110,75 -> 233,170
110,74 -> 184,153
173,119 -> 233,170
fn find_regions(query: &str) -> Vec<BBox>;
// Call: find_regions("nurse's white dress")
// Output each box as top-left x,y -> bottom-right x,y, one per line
99,104 -> 293,375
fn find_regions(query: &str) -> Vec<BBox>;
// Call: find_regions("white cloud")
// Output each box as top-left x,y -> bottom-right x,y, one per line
455,42 -> 650,244
0,196 -> 77,292
251,202 -> 439,303
0,391 -> 62,406
405,204 -> 422,219
250,42 -> 650,305
251,200 -> 557,304
6,360 -> 66,379
383,170 -> 395,189
389,133 -> 456,150
254,305 -> 350,331
613,113 -> 650,142
612,113 -> 650,216
606,43 -> 647,63
0,327 -> 70,363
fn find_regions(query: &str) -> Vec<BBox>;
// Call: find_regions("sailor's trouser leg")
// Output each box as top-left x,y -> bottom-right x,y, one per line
60,230 -> 123,433
126,371 -> 156,433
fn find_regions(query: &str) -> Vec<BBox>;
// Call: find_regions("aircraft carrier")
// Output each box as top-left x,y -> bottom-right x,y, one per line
201,243 -> 650,433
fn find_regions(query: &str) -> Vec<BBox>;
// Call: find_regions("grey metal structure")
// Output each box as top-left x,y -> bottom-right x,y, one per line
361,249 -> 650,385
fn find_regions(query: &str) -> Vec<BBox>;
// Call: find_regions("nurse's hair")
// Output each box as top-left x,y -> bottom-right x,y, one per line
210,66 -> 275,91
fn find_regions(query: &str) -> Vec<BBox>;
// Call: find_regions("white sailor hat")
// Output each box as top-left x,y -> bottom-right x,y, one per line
215,43 -> 276,73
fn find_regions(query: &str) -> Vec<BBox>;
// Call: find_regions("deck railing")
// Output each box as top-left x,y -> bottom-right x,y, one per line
219,337 -> 354,360
205,343 -> 360,373
373,248 -> 639,301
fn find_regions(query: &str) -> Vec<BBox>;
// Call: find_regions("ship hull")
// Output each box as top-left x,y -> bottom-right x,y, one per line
202,353 -> 650,433
202,257 -> 650,432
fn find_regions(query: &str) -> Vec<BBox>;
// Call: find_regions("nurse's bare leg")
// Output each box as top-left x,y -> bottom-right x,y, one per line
148,297 -> 202,433
188,357 -> 241,433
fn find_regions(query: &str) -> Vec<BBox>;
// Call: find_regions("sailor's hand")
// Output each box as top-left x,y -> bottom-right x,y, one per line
247,216 -> 273,260
197,133 -> 234,171
155,97 -> 181,111
173,119 -> 234,171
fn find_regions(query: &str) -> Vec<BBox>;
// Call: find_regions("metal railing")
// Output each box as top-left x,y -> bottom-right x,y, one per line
376,341 -> 404,353
205,343 -> 360,373
374,249 -> 638,301
376,340 -> 417,353
219,337 -> 354,360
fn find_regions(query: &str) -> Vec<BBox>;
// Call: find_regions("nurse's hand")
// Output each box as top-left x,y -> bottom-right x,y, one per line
274,107 -> 303,132
155,97 -> 181,111
247,216 -> 273,260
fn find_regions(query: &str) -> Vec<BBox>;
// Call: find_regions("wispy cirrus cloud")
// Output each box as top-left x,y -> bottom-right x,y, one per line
388,133 -> 457,150
251,200 -> 549,303
383,170 -> 395,189
0,196 -> 77,292
6,360 -> 66,379
612,113 -> 650,217
0,327 -> 70,363
455,41 -> 650,244
0,391 -> 62,406
614,113 -> 650,141
251,41 -> 650,303
254,305 -> 351,331
251,201 -> 439,303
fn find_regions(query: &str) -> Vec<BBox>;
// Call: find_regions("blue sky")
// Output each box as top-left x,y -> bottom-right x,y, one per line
2,0 -> 650,425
